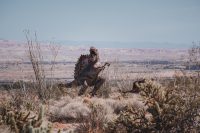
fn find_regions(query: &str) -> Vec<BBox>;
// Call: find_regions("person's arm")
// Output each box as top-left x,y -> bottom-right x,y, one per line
93,62 -> 110,70
93,62 -> 102,69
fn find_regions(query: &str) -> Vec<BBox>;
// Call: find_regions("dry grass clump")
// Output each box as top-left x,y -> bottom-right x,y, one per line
91,96 -> 144,117
48,93 -> 146,133
49,94 -> 145,122
49,96 -> 90,122
76,95 -> 145,133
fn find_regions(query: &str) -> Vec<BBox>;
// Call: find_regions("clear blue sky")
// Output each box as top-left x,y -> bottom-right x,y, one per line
0,0 -> 200,48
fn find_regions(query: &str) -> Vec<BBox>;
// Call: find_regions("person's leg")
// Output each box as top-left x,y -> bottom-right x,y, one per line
91,77 -> 105,96
78,80 -> 88,96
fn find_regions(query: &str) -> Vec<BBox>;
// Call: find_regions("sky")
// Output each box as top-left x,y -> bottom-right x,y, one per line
0,0 -> 200,48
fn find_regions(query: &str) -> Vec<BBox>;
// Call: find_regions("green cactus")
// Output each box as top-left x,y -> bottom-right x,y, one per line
11,114 -> 19,133
38,105 -> 44,121
0,105 -> 52,133
27,121 -> 33,133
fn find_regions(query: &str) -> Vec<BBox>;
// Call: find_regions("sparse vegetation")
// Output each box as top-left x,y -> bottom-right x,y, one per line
0,104 -> 52,133
106,75 -> 200,133
1,39 -> 200,132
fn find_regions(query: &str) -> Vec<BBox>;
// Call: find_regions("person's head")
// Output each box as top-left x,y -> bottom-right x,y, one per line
90,46 -> 98,56
89,46 -> 99,62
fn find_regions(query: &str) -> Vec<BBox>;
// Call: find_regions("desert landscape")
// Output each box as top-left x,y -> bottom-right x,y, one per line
1,0 -> 200,132
0,39 -> 200,133
0,39 -> 188,82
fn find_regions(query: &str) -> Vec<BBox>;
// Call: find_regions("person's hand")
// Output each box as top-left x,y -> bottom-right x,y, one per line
105,62 -> 110,66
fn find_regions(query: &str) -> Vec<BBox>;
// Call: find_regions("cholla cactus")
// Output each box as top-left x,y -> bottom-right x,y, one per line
0,105 -> 52,133
110,105 -> 152,133
107,78 -> 200,132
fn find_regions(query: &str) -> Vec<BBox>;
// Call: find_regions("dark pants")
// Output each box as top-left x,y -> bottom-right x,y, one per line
78,77 -> 105,96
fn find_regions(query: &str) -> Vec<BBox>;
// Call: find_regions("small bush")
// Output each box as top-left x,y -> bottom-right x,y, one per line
76,104 -> 107,133
106,77 -> 200,133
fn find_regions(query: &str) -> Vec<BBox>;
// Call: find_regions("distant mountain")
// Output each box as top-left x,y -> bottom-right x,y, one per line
0,39 -> 188,63
54,40 -> 191,49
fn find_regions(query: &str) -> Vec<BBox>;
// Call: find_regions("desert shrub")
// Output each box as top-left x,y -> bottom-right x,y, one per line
76,104 -> 107,133
24,30 -> 61,102
0,88 -> 40,112
105,105 -> 151,133
1,81 -> 49,112
106,78 -> 200,133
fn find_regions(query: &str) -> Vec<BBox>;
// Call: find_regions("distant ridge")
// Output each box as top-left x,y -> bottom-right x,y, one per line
0,39 -> 188,63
